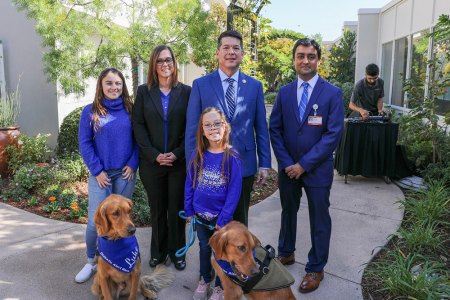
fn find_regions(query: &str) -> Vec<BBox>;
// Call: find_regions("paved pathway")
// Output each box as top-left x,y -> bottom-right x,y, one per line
0,170 -> 404,299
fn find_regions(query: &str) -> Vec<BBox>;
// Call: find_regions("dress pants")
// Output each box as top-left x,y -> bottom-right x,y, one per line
139,160 -> 186,262
277,170 -> 331,272
232,175 -> 254,227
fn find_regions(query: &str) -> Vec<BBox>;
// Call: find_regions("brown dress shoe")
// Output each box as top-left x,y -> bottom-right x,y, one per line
277,253 -> 295,265
299,271 -> 324,293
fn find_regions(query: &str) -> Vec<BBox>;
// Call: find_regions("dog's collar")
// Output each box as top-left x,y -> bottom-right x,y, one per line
213,249 -> 257,286
214,245 -> 295,294
97,236 -> 139,273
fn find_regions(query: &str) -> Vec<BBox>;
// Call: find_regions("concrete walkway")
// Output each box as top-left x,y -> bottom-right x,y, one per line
0,171 -> 404,300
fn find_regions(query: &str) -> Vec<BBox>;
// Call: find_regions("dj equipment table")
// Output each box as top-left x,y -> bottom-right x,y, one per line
334,120 -> 399,183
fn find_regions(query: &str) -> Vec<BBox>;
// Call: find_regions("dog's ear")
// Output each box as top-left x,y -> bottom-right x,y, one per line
209,229 -> 228,260
250,232 -> 261,247
94,199 -> 109,236
125,197 -> 133,210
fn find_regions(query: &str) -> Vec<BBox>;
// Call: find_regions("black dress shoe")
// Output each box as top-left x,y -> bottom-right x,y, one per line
174,259 -> 186,271
149,255 -> 167,268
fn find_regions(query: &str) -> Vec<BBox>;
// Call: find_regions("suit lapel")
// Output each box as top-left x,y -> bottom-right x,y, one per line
167,84 -> 181,116
301,77 -> 325,127
289,79 -> 301,125
149,85 -> 164,120
209,71 -> 228,116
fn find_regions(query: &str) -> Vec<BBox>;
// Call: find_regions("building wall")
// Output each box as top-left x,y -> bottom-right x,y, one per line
0,1 -> 59,146
355,9 -> 381,82
356,0 -> 450,114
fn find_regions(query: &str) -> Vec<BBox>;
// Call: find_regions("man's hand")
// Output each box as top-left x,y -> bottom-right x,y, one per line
285,163 -> 305,179
255,168 -> 268,186
360,109 -> 370,121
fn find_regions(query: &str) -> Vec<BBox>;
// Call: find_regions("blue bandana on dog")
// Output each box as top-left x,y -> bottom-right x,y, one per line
97,236 -> 139,273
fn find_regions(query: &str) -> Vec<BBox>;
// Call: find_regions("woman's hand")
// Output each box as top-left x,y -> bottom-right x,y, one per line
122,166 -> 135,181
96,171 -> 111,189
156,153 -> 175,166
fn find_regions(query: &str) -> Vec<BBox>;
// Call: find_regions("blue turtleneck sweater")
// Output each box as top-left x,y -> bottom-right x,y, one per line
78,97 -> 139,176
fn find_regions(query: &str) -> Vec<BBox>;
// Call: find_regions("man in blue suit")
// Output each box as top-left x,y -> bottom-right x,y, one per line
270,38 -> 344,293
185,30 -> 271,227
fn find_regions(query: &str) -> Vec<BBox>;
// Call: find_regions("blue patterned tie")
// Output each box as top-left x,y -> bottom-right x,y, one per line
299,82 -> 309,121
225,78 -> 236,119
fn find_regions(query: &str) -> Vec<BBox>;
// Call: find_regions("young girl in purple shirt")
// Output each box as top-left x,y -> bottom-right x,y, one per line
184,107 -> 242,300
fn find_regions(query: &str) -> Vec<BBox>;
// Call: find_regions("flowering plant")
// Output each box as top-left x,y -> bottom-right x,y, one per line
43,196 -> 60,212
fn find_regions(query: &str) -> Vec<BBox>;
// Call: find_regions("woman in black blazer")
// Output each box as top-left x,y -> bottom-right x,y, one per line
132,45 -> 191,270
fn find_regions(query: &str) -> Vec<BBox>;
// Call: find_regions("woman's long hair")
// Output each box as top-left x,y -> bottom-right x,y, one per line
147,45 -> 178,88
189,107 -> 238,188
91,68 -> 133,132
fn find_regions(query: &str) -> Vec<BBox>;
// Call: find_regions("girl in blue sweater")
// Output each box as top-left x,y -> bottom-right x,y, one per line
76,68 -> 139,283
184,107 -> 242,300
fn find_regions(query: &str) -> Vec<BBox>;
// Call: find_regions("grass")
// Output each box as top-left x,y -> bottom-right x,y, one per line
363,179 -> 450,300
365,251 -> 450,299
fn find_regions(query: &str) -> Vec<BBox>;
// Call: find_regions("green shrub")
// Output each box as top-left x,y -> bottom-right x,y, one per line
366,251 -> 450,299
5,133 -> 51,174
53,154 -> 88,183
44,185 -> 77,209
131,176 -> 151,226
4,185 -> 30,202
42,197 -> 60,213
330,81 -> 353,117
44,184 -> 62,199
13,163 -> 52,192
421,162 -> 450,186
57,106 -> 84,157
341,82 -> 353,117
27,196 -> 39,207
264,92 -> 277,105
60,189 -> 77,209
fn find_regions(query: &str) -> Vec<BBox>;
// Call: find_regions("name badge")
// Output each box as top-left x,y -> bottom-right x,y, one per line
308,116 -> 322,126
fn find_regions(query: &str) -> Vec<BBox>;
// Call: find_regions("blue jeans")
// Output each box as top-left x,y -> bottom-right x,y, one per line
85,169 -> 136,259
197,218 -> 221,287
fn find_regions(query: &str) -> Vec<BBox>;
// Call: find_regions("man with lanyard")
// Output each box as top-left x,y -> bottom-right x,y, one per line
349,63 -> 385,120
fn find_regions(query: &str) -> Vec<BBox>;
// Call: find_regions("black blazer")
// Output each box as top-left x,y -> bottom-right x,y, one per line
132,83 -> 191,163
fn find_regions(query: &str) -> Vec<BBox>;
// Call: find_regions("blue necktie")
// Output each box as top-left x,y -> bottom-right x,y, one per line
225,78 -> 236,119
299,82 -> 309,121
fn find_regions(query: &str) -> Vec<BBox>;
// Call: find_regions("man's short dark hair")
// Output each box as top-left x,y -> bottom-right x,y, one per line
365,64 -> 380,76
218,30 -> 244,50
292,38 -> 321,60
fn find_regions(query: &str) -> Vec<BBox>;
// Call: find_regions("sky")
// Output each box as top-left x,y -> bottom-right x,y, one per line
261,0 -> 392,41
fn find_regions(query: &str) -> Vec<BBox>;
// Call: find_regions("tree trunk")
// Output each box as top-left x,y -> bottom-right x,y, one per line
131,56 -> 139,96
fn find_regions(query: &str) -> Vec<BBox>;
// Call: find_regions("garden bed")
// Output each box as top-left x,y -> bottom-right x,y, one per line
1,168 -> 278,226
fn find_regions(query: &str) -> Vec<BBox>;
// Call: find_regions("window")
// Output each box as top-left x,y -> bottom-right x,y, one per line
432,37 -> 450,115
381,42 -> 393,104
407,30 -> 430,109
391,37 -> 408,107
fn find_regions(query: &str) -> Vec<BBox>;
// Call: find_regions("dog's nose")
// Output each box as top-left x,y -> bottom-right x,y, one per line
127,224 -> 136,235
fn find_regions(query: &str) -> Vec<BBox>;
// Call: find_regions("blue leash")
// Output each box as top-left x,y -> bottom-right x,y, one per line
105,170 -> 129,195
175,211 -> 215,258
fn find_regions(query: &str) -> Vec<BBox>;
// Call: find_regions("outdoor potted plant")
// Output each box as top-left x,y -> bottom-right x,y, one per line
0,84 -> 21,178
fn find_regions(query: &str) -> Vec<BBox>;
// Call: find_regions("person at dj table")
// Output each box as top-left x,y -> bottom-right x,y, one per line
349,63 -> 385,120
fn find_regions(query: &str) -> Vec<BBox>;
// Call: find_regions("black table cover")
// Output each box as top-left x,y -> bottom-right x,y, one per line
334,121 -> 399,177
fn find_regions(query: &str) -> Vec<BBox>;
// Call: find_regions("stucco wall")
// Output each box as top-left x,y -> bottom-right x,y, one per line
355,9 -> 380,82
0,1 -> 59,147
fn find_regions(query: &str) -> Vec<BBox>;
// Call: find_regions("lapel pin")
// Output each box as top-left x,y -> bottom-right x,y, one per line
242,79 -> 246,84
